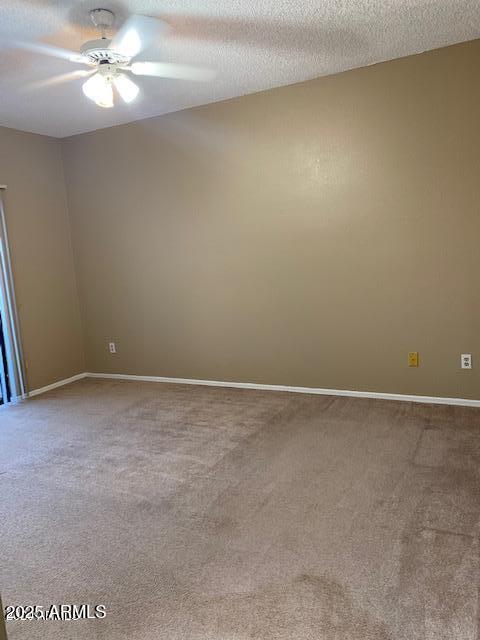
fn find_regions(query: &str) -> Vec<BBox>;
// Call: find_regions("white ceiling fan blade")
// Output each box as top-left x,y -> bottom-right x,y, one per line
109,15 -> 167,59
113,74 -> 139,104
24,69 -> 94,92
6,39 -> 89,64
130,62 -> 216,82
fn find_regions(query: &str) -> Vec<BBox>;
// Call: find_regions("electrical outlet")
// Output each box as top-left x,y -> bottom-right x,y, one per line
408,352 -> 419,367
461,354 -> 472,369
109,342 -> 116,354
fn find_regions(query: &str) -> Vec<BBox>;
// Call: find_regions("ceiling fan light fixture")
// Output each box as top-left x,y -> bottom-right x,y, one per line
113,73 -> 139,103
82,72 -> 114,108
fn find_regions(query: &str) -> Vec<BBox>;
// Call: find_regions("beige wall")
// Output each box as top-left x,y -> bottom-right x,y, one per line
62,39 -> 480,399
0,126 -> 84,391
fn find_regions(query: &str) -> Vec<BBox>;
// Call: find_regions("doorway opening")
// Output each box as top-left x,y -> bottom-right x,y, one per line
0,313 -> 12,405
0,186 -> 27,405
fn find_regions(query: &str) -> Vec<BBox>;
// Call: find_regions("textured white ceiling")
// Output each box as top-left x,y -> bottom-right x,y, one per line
0,0 -> 479,138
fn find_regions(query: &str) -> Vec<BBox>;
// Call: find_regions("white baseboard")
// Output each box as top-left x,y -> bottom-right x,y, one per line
25,372 -> 87,399
14,370 -> 479,408
85,372 -> 480,408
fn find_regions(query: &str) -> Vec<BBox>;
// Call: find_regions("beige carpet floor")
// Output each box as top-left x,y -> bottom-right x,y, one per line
1,378 -> 479,639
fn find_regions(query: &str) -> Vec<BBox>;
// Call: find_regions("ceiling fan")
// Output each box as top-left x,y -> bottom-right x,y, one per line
8,8 -> 215,109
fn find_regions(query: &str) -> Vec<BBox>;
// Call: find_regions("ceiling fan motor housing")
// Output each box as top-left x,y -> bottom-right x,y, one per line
80,39 -> 129,65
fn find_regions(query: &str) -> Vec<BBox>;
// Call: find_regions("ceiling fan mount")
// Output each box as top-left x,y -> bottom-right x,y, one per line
89,8 -> 115,33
